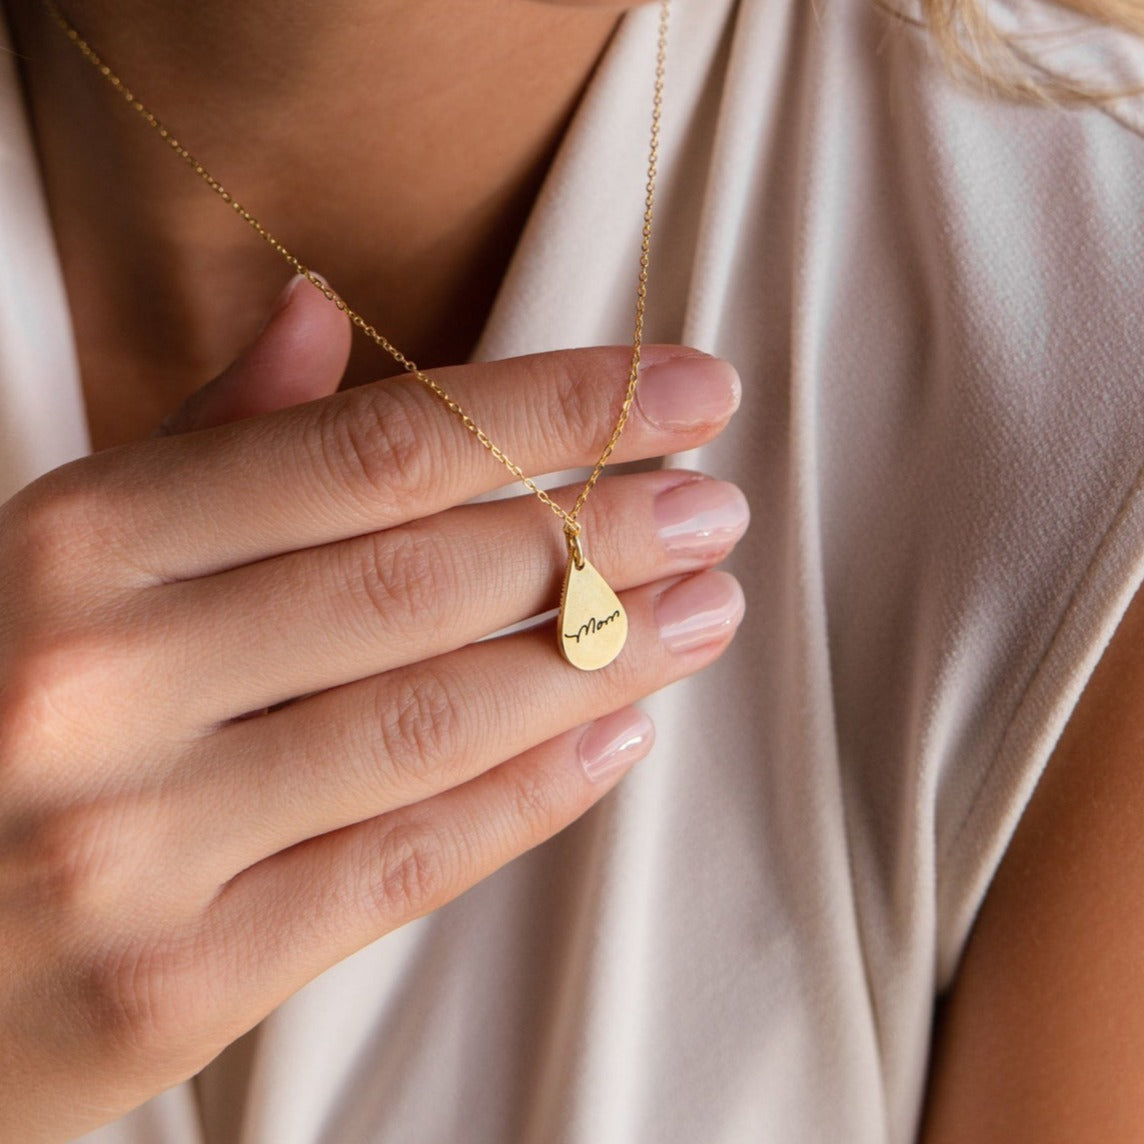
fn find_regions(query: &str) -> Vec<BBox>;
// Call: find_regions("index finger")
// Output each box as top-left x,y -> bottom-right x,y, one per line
41,345 -> 740,581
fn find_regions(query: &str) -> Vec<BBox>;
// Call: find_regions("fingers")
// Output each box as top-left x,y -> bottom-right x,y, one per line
175,570 -> 744,877
46,347 -> 740,582
214,700 -> 651,991
147,469 -> 750,721
156,275 -> 351,435
200,704 -> 653,1024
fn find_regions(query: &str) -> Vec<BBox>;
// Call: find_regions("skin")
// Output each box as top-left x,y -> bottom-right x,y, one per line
7,0 -> 659,447
922,585 -> 1144,1142
3,0 -> 1140,1138
0,316 -> 749,1140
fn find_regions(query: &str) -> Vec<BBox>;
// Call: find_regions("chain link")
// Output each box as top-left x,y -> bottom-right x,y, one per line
43,0 -> 670,534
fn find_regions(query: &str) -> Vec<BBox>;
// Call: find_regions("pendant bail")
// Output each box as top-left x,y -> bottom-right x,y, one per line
564,521 -> 586,570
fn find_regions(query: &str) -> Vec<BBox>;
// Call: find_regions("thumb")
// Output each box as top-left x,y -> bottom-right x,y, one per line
156,274 -> 353,436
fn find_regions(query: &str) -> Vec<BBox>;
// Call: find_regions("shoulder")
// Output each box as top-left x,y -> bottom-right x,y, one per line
923,574 -> 1144,1139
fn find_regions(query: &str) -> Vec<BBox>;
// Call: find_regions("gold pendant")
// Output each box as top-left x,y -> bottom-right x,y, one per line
558,528 -> 627,671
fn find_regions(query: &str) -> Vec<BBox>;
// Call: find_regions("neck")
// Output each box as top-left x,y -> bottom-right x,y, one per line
4,0 -> 624,446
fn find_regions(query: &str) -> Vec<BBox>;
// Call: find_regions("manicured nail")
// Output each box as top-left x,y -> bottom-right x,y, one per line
579,708 -> 655,783
655,571 -> 745,653
656,478 -> 750,556
263,274 -> 306,329
636,355 -> 741,430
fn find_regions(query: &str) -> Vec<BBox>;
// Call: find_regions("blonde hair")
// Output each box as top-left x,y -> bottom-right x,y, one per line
913,0 -> 1144,99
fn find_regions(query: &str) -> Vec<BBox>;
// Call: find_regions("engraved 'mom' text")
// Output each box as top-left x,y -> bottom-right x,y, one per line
564,610 -> 623,645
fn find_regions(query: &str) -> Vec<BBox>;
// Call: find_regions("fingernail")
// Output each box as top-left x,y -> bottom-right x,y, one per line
655,572 -> 745,653
656,479 -> 750,557
267,274 -> 307,323
579,708 -> 655,783
636,354 -> 741,430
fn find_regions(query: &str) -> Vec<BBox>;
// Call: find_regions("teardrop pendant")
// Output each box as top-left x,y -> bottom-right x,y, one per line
558,530 -> 628,671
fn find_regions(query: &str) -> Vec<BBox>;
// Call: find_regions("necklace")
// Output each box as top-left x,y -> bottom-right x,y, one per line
42,0 -> 671,672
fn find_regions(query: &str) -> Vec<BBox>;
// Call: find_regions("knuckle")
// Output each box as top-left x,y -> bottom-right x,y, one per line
314,386 -> 431,516
1,475 -> 107,595
0,635 -> 101,779
0,625 -> 141,784
20,801 -> 136,917
543,353 -> 613,459
373,668 -> 463,791
368,819 -> 452,921
0,678 -> 53,787
77,936 -> 202,1061
606,654 -> 662,711
504,765 -> 562,834
351,527 -> 455,637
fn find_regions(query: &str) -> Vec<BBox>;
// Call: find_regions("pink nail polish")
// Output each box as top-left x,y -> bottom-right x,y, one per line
260,274 -> 306,333
656,479 -> 750,556
655,572 -> 746,653
636,355 -> 741,430
579,709 -> 655,783
282,272 -> 310,304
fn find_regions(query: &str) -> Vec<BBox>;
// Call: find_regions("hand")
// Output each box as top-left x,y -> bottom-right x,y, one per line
0,281 -> 747,1141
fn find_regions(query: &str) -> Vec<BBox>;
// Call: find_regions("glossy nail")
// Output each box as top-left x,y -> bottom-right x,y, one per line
656,479 -> 750,556
655,571 -> 745,653
270,273 -> 306,318
579,708 -> 655,783
636,355 -> 741,430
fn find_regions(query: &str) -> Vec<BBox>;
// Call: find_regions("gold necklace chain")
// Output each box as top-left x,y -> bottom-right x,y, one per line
42,0 -> 670,545
42,0 -> 671,671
